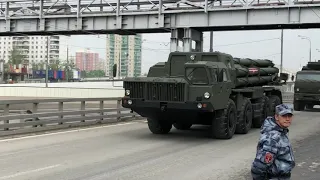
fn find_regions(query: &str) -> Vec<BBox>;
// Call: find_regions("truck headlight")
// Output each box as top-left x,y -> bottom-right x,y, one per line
204,92 -> 210,99
125,90 -> 130,95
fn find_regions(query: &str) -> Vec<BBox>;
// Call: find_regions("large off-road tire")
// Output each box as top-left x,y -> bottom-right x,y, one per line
235,97 -> 253,134
173,123 -> 192,130
147,117 -> 172,134
267,95 -> 281,116
306,104 -> 313,109
293,101 -> 304,111
252,96 -> 269,128
211,99 -> 237,139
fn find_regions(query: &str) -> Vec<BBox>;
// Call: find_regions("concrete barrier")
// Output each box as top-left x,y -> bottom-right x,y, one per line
0,86 -> 125,98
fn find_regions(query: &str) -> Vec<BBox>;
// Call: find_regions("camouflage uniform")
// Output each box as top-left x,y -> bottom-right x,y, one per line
251,104 -> 295,180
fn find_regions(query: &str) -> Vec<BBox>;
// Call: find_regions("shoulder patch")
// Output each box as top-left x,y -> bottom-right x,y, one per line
265,152 -> 273,164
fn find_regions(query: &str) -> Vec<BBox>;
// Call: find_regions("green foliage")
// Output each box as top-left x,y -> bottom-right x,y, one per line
81,70 -> 105,78
8,47 -> 25,67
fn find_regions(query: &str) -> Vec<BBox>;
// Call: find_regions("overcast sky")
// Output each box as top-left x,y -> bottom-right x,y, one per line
61,28 -> 320,74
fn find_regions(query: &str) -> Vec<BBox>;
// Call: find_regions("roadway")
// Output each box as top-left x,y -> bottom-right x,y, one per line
0,109 -> 319,180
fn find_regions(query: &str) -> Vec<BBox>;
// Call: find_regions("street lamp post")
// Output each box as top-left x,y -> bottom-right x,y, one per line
298,35 -> 312,62
280,29 -> 284,74
0,59 -> 4,83
45,36 -> 50,87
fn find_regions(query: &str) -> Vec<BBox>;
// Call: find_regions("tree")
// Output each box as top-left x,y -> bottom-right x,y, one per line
83,70 -> 105,78
49,60 -> 61,70
8,47 -> 24,69
61,61 -> 77,80
31,62 -> 40,70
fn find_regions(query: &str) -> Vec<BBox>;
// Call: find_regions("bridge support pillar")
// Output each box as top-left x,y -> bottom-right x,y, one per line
170,28 -> 203,52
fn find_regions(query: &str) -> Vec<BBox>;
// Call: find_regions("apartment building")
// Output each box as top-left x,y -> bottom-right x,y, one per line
105,34 -> 142,78
95,58 -> 106,71
0,35 -> 66,65
75,49 -> 100,71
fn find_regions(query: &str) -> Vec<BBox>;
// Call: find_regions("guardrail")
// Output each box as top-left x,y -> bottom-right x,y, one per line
0,86 -> 124,98
0,97 -> 142,137
0,92 -> 294,137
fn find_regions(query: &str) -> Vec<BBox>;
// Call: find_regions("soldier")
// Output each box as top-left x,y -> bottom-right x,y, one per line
251,104 -> 295,180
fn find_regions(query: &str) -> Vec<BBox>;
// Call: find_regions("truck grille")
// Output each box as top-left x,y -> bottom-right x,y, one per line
124,82 -> 145,98
124,81 -> 185,102
146,82 -> 185,102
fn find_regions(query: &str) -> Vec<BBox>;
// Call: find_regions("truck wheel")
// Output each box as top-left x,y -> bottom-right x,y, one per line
306,104 -> 313,109
293,101 -> 304,111
211,99 -> 237,139
252,96 -> 269,128
173,123 -> 192,130
235,97 -> 253,134
147,117 -> 172,134
267,95 -> 281,116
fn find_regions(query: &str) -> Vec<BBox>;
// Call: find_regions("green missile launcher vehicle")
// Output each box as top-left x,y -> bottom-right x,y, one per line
294,60 -> 320,111
117,51 -> 289,139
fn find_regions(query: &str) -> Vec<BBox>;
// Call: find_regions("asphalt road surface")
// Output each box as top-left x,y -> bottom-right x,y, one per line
290,130 -> 320,180
0,110 -> 319,180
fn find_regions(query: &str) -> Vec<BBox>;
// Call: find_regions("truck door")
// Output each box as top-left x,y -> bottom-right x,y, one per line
215,68 -> 232,109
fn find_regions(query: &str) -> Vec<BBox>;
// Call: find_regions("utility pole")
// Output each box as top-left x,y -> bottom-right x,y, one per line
66,45 -> 69,82
280,29 -> 284,74
309,42 -> 312,62
0,59 -> 4,83
45,36 -> 50,87
209,31 -> 213,52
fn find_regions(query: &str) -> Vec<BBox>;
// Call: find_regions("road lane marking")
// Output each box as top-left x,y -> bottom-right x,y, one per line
0,164 -> 61,179
0,121 -> 146,142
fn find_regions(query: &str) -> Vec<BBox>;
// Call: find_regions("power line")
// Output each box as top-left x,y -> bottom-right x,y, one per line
212,38 -> 280,47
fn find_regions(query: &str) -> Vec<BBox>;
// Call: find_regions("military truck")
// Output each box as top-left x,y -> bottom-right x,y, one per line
294,60 -> 320,111
118,52 -> 289,139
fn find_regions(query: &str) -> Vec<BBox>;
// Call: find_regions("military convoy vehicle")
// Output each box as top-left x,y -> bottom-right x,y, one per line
117,52 -> 289,139
294,61 -> 320,111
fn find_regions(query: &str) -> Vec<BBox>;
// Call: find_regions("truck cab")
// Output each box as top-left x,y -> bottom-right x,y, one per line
122,52 -> 236,113
294,70 -> 320,110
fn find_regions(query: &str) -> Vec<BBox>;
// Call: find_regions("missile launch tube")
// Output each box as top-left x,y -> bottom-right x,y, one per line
235,64 -> 279,77
236,75 -> 276,87
302,62 -> 320,71
233,58 -> 274,68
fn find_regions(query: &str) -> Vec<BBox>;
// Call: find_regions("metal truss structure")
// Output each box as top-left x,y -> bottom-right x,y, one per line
0,0 -> 320,35
1,0 -> 320,52
0,0 -> 300,19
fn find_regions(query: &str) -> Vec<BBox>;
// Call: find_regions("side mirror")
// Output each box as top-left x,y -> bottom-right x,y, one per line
279,73 -> 289,82
291,75 -> 295,81
113,64 -> 117,78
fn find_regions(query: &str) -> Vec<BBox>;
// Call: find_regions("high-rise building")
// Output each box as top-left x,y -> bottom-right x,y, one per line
105,34 -> 142,78
0,35 -> 64,65
95,58 -> 106,71
75,49 -> 99,71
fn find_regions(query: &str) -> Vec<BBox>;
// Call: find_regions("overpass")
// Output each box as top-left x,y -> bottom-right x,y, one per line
1,0 -> 320,51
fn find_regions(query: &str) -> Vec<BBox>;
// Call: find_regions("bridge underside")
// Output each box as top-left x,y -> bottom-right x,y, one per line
1,0 -> 320,51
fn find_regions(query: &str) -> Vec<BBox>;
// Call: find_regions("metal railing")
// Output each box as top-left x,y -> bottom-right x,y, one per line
0,92 -> 294,137
0,97 -> 142,137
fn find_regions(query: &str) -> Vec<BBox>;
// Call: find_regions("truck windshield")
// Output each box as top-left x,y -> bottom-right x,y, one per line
186,67 -> 209,85
296,73 -> 320,82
